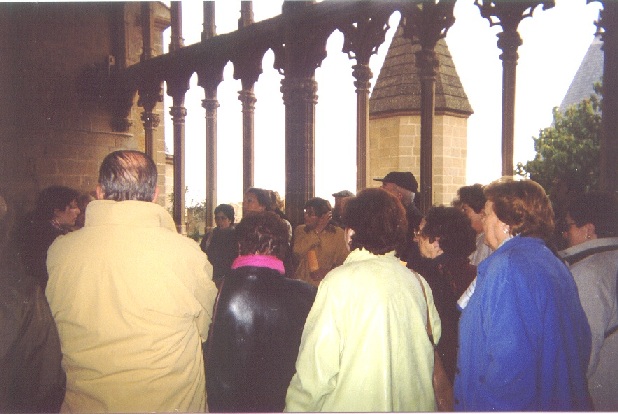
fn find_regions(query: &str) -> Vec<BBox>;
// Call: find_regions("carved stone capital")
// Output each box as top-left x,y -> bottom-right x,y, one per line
280,77 -> 318,105
474,0 -> 554,32
401,1 -> 455,50
169,106 -> 187,124
140,111 -> 160,129
352,64 -> 373,92
137,82 -> 163,112
273,22 -> 329,78
201,98 -> 220,112
238,89 -> 257,111
497,30 -> 523,62
340,10 -> 391,66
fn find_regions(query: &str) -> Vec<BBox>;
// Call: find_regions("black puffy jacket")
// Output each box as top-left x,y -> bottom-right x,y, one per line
205,265 -> 316,412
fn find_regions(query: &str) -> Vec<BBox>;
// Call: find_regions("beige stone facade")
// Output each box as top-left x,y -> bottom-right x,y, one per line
368,112 -> 468,206
368,23 -> 473,209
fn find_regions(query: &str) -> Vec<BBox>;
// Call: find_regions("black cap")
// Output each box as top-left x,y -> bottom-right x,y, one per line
332,190 -> 354,198
374,171 -> 418,192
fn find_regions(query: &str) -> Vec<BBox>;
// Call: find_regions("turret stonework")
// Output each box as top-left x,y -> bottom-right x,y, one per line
369,24 -> 473,206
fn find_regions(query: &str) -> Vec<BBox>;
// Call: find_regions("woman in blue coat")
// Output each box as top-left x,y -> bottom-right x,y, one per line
455,178 -> 592,411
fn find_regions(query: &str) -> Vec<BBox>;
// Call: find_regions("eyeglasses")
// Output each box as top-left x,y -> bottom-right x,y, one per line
561,221 -> 578,233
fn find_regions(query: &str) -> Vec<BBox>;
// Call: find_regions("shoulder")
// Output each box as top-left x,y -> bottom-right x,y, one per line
570,248 -> 618,279
325,251 -> 408,289
222,268 -> 317,305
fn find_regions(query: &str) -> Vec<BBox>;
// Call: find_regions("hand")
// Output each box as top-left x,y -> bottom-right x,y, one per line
309,268 -> 329,282
315,212 -> 332,232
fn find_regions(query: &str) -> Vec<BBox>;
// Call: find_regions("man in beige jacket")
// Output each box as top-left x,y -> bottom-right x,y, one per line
46,150 -> 218,412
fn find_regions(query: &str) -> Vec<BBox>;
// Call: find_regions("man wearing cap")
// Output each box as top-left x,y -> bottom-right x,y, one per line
331,190 -> 354,229
374,172 -> 427,272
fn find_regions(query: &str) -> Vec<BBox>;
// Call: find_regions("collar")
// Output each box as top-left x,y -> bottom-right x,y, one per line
344,248 -> 397,264
559,237 -> 618,265
85,200 -> 177,232
231,255 -> 285,274
302,223 -> 337,234
49,218 -> 70,234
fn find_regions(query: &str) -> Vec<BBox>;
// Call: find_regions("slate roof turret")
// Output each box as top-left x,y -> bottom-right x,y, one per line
559,33 -> 603,113
370,23 -> 473,118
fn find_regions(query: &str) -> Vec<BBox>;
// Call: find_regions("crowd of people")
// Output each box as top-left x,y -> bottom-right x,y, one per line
1,153 -> 617,412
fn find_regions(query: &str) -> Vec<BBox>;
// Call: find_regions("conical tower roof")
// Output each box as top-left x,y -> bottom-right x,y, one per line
370,23 -> 473,117
559,33 -> 603,112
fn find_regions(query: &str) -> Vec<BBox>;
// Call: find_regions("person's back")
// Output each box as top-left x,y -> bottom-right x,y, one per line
205,226 -> 238,285
206,267 -> 316,411
457,236 -> 591,410
286,189 -> 439,412
286,250 -> 438,411
46,151 -> 218,412
1,234 -> 66,412
559,190 -> 618,410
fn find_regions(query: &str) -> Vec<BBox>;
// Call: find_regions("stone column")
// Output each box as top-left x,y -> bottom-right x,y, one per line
353,64 -> 373,193
475,0 -> 554,177
198,63 -> 224,229
138,82 -> 162,159
598,1 -> 618,193
281,77 -> 318,227
236,1 -> 259,191
339,9 -> 391,193
138,2 -> 158,158
169,1 -> 184,52
167,74 -> 190,234
197,3 -> 220,229
401,1 -> 455,213
239,88 -> 257,191
275,1 -> 328,227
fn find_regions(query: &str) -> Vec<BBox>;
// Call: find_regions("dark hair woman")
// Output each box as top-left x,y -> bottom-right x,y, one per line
200,203 -> 238,288
414,206 -> 476,382
243,187 -> 292,242
455,178 -> 592,411
15,185 -> 81,288
205,211 -> 316,412
286,188 -> 440,411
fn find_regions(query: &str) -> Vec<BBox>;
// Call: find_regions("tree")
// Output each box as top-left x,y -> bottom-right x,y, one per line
515,84 -> 602,196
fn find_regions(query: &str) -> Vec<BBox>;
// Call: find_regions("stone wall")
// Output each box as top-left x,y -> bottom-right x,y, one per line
368,112 -> 468,206
0,2 -> 169,222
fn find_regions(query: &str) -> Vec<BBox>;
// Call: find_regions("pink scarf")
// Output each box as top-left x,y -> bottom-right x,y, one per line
231,255 -> 285,275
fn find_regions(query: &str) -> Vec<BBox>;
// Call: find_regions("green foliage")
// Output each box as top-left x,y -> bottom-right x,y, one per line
167,187 -> 206,242
186,200 -> 207,242
515,84 -> 602,195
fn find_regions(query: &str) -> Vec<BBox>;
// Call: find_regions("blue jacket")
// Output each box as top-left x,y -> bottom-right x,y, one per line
455,236 -> 592,411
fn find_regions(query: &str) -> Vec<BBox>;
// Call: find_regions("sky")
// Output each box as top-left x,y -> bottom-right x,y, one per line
163,0 -> 602,207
